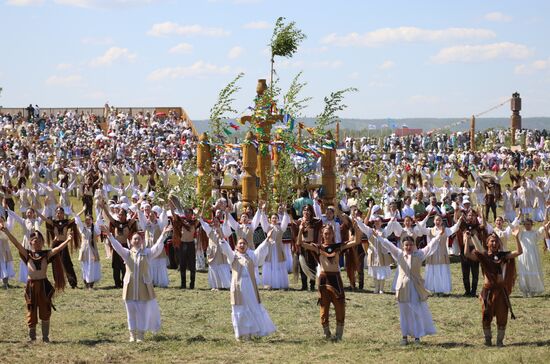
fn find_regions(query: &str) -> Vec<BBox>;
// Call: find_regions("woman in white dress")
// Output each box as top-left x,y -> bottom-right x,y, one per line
74,210 -> 101,289
0,214 -> 15,288
516,217 -> 549,297
419,214 -> 462,295
374,230 -> 443,345
218,232 -> 276,341
385,215 -> 428,292
198,214 -> 232,290
103,226 -> 168,342
259,207 -> 290,289
137,204 -> 169,287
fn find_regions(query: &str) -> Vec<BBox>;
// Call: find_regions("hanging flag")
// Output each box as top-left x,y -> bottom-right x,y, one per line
229,122 -> 240,130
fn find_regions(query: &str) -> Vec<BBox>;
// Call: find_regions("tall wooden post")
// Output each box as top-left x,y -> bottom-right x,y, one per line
321,131 -> 337,210
470,115 -> 476,151
242,131 -> 258,209
335,120 -> 340,147
511,92 -> 522,145
197,133 -> 212,208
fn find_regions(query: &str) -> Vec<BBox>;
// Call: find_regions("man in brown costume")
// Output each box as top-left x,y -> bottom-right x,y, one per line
38,207 -> 80,288
291,204 -> 323,291
297,223 -> 361,341
1,224 -> 71,343
463,228 -> 522,347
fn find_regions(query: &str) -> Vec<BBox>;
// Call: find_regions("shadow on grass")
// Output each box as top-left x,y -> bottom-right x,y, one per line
185,335 -> 227,344
431,342 -> 475,348
507,339 -> 550,347
76,338 -> 116,346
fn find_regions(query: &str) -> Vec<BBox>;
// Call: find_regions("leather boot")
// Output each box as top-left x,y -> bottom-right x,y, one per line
323,326 -> 332,340
190,271 -> 195,289
28,327 -> 36,342
41,321 -> 50,343
496,328 -> 505,347
483,328 -> 492,346
334,323 -> 344,341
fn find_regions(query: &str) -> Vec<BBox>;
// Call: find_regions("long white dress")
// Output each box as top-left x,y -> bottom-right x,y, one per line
378,236 -> 439,338
138,211 -> 169,288
74,216 -> 102,284
517,227 -> 545,295
199,218 -> 232,289
108,234 -> 165,333
259,212 -> 290,289
0,229 -> 15,280
219,239 -> 276,339
420,221 -> 460,294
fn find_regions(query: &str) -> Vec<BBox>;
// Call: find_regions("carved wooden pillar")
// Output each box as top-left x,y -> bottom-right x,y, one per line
321,131 -> 337,211
511,92 -> 522,145
242,131 -> 258,208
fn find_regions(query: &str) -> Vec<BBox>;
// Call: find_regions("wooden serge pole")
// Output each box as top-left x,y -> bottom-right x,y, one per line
470,115 -> 476,151
321,131 -> 336,212
242,131 -> 258,209
510,92 -> 522,146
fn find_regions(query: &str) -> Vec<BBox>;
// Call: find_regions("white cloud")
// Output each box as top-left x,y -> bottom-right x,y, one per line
348,72 -> 360,80
81,36 -> 114,46
54,0 -> 158,8
148,61 -> 231,81
90,47 -> 137,67
484,12 -> 512,22
243,21 -> 270,29
515,57 -> 550,75
168,43 -> 193,54
379,60 -> 395,70
56,63 -> 73,70
227,46 -> 244,59
322,27 -> 496,47
46,74 -> 82,85
432,42 -> 532,63
6,0 -> 44,5
147,22 -> 230,37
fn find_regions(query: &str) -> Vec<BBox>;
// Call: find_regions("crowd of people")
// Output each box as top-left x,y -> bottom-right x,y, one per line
0,107 -> 549,347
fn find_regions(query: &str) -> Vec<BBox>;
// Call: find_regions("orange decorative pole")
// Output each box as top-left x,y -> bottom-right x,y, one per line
242,131 -> 258,209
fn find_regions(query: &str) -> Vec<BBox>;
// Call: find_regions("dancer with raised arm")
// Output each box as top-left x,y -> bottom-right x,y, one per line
373,229 -> 444,345
218,230 -> 277,341
1,222 -> 71,343
296,222 -> 362,341
463,227 -> 523,347
103,225 -> 170,342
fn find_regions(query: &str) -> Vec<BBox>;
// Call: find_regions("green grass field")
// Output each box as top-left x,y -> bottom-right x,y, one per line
2,174 -> 550,363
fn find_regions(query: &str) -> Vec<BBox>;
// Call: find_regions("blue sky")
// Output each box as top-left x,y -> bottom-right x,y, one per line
1,0 -> 549,120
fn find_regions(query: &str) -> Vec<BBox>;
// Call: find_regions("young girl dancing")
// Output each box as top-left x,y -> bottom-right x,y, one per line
373,229 -> 444,345
103,225 -> 169,342
218,231 -> 276,341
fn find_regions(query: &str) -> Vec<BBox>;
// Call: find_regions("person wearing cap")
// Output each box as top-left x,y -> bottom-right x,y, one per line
74,208 -> 102,289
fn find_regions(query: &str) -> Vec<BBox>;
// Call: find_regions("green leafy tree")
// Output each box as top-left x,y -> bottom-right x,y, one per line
315,87 -> 358,140
209,72 -> 244,146
270,17 -> 306,90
